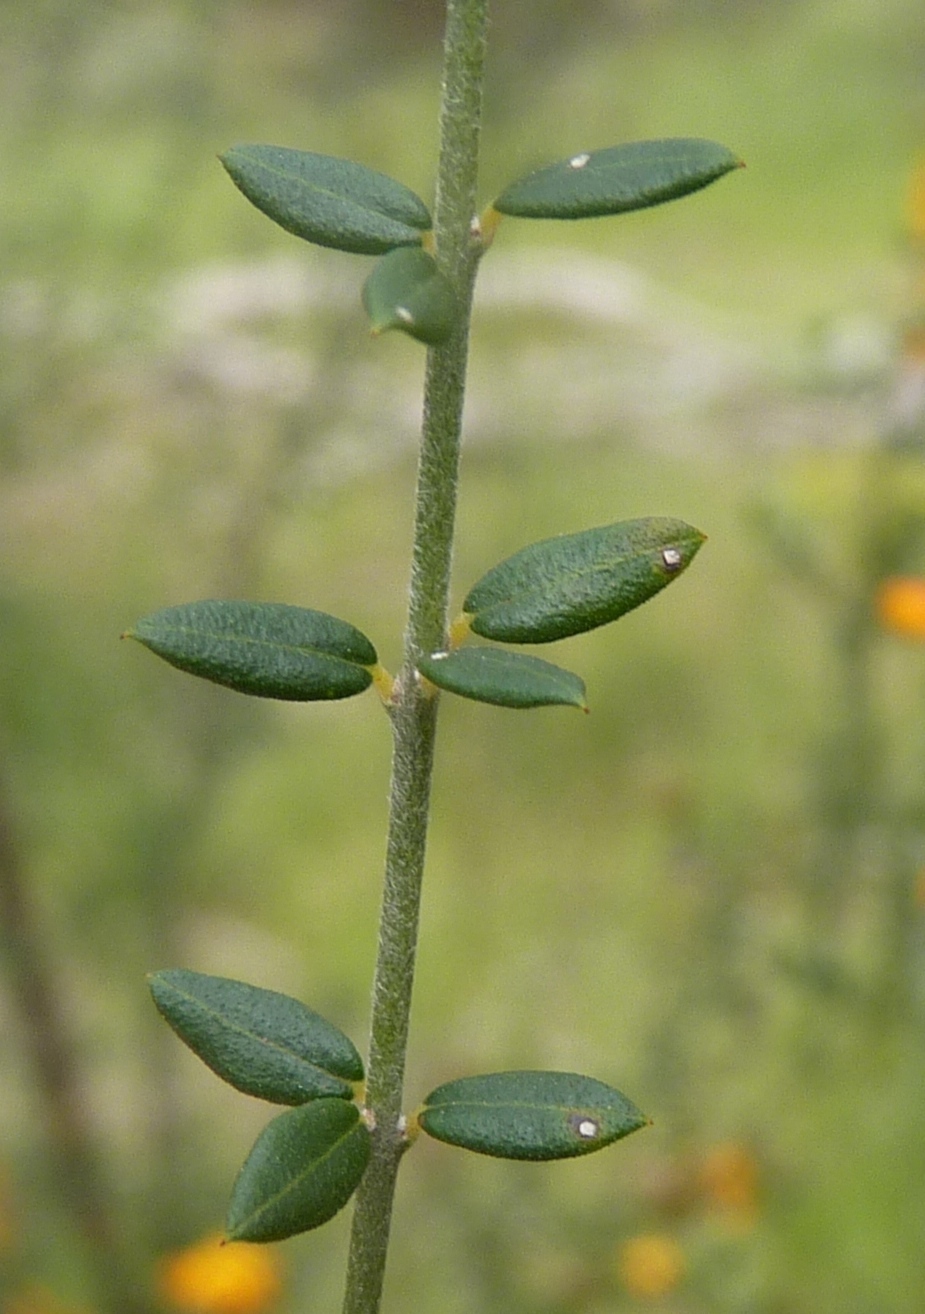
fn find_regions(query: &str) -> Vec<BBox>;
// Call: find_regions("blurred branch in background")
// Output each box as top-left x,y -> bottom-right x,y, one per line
0,757 -> 147,1314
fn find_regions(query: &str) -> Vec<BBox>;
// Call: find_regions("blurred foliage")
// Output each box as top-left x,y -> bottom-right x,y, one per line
1,1 -> 925,1312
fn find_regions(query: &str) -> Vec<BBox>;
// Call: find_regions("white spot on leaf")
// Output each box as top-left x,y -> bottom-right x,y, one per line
576,1118 -> 599,1139
569,153 -> 591,170
396,307 -> 414,325
661,547 -> 682,571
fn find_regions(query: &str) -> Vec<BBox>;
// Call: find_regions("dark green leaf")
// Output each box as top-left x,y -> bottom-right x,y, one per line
419,1071 -> 649,1161
148,970 -> 363,1105
125,601 -> 377,701
463,517 -> 705,644
221,145 -> 432,255
362,247 -> 457,345
494,138 -> 742,220
418,647 -> 587,710
226,1099 -> 370,1242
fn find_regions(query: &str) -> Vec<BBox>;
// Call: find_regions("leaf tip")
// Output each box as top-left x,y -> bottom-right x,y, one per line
217,148 -> 239,179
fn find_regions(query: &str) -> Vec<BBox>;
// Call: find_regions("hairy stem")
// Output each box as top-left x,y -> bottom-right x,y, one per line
340,3 -> 489,1312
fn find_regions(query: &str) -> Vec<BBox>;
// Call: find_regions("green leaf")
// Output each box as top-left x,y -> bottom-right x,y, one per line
221,145 -> 432,255
463,517 -> 705,644
226,1099 -> 371,1242
362,247 -> 457,345
148,970 -> 363,1105
493,138 -> 742,220
418,1071 -> 649,1161
125,601 -> 377,701
418,647 -> 587,710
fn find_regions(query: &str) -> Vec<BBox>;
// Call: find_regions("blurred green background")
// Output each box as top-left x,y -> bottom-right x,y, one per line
2,1 -> 925,1311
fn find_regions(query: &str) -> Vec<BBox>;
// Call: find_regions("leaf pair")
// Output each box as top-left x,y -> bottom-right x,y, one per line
420,517 -> 705,711
221,138 -> 741,346
150,970 -> 369,1242
125,519 -> 705,711
223,139 -> 741,253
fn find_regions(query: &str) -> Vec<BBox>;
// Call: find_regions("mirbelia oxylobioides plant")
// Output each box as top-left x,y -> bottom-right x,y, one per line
124,3 -> 741,1310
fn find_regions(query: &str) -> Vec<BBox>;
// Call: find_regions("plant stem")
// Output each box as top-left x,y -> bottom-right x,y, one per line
340,3 -> 489,1312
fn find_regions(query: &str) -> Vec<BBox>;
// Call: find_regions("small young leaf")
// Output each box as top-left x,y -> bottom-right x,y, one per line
418,647 -> 587,710
418,1071 -> 649,1161
494,139 -> 742,220
221,145 -> 431,255
362,247 -> 457,345
148,970 -> 363,1105
226,1099 -> 371,1242
125,601 -> 377,701
463,517 -> 705,644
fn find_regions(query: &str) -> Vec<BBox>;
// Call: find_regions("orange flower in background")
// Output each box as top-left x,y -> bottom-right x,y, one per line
615,1233 -> 685,1300
157,1234 -> 282,1314
0,1163 -> 16,1256
699,1142 -> 760,1230
900,319 -> 925,366
915,867 -> 925,908
875,577 -> 925,640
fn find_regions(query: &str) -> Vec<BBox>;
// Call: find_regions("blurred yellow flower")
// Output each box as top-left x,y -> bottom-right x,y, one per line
907,157 -> 925,244
157,1233 -> 282,1314
875,577 -> 925,640
699,1142 -> 760,1229
615,1233 -> 685,1300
